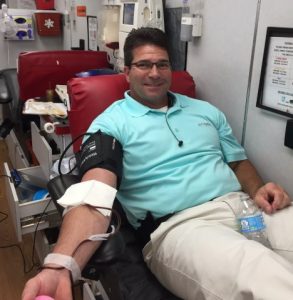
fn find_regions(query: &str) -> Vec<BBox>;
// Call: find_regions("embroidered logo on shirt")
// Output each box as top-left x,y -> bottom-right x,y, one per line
198,122 -> 211,127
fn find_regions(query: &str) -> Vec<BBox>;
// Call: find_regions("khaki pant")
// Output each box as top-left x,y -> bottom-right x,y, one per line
143,192 -> 293,300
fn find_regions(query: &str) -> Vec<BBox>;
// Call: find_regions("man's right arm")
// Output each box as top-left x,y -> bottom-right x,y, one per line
22,168 -> 117,300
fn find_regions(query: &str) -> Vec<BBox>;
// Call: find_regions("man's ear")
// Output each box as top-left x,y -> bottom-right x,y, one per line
124,66 -> 130,82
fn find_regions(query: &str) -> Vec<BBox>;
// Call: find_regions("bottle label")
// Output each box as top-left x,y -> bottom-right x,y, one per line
238,214 -> 265,233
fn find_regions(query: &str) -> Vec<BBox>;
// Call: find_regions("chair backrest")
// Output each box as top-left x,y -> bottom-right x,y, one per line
67,71 -> 196,152
18,50 -> 109,101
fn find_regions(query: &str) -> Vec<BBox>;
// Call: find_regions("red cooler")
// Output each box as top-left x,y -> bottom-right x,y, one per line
35,12 -> 62,36
35,0 -> 55,10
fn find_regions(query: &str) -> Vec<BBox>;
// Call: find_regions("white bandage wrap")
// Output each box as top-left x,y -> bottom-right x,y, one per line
57,180 -> 117,217
44,253 -> 81,282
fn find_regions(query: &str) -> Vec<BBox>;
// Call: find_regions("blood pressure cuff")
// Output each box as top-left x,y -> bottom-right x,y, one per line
77,131 -> 123,187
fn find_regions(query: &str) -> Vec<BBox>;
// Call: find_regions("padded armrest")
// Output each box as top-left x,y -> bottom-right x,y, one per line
0,75 -> 11,104
1,69 -> 18,102
0,68 -> 22,126
47,175 -> 126,267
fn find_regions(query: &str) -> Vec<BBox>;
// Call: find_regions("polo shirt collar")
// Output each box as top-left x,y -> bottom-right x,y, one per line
124,91 -> 188,117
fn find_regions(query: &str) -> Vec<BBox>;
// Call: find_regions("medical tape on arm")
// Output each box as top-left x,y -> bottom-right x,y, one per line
43,253 -> 81,282
42,225 -> 116,282
57,180 -> 117,217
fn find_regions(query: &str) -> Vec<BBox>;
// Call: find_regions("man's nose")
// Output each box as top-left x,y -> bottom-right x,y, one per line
148,64 -> 160,77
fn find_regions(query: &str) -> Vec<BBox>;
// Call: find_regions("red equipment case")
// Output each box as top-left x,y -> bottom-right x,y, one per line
35,12 -> 62,36
35,0 -> 55,10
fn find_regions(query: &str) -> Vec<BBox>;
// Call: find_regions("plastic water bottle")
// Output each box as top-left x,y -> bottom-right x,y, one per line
237,194 -> 272,248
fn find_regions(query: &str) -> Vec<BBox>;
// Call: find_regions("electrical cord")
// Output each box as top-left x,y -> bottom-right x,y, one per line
29,198 -> 53,272
0,172 -> 40,272
8,129 -> 121,296
0,175 -> 31,271
0,211 -> 8,223
1,171 -> 22,187
0,217 -> 34,274
0,198 -> 52,274
0,177 -> 32,272
0,243 -> 30,273
1,130 -> 117,270
57,131 -> 91,175
68,155 -> 77,173
0,174 -> 12,182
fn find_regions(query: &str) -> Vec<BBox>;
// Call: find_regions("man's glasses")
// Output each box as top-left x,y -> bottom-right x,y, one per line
130,60 -> 171,71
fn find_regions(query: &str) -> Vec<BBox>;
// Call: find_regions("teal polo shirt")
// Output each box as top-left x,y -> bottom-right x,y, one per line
86,92 -> 247,228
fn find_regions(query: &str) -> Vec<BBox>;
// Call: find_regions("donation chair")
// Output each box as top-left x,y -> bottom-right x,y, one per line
0,50 -> 111,164
17,50 -> 111,136
47,71 -> 196,300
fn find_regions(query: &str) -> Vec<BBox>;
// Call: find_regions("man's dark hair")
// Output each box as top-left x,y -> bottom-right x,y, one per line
123,27 -> 170,67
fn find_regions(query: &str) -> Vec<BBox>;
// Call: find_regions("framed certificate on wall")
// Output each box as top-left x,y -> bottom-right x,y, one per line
257,27 -> 293,118
87,16 -> 98,51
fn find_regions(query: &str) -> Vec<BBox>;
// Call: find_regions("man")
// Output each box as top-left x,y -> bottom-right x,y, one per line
23,27 -> 293,300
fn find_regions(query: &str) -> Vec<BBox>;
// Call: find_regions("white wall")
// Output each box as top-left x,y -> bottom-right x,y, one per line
0,4 -> 64,69
65,0 -> 100,50
187,0 -> 259,141
0,1 -> 65,122
244,0 -> 293,193
2,0 -> 291,196
186,0 -> 293,197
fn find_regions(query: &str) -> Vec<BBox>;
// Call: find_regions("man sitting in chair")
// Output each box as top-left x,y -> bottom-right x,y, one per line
23,27 -> 293,300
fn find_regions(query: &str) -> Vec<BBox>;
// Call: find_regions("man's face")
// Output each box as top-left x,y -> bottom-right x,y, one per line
124,45 -> 172,109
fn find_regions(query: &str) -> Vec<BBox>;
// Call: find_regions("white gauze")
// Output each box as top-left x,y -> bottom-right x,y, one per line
57,180 -> 117,217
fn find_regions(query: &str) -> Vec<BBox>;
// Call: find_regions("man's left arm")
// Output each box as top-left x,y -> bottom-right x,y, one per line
229,159 -> 291,214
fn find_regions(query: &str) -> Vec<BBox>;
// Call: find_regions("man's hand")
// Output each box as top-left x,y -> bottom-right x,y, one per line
253,182 -> 291,214
22,268 -> 72,300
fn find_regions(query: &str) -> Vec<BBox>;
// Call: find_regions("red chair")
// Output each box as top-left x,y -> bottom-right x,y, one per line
48,71 -> 196,300
12,50 -> 110,164
18,50 -> 109,101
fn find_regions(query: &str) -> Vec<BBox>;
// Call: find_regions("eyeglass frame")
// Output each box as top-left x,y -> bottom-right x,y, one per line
130,60 -> 171,71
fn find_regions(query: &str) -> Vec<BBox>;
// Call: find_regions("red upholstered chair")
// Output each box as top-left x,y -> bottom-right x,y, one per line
8,50 -> 110,164
18,50 -> 109,101
48,71 -> 196,300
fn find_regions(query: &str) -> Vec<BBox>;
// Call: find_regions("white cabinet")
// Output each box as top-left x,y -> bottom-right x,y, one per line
31,120 -> 73,179
3,163 -> 59,243
5,129 -> 29,169
4,120 -> 72,244
31,121 -> 60,180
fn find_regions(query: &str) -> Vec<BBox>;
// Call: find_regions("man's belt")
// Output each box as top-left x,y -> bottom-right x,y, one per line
135,212 -> 174,248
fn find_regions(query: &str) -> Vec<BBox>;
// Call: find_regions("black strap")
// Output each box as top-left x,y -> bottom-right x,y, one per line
135,212 -> 174,248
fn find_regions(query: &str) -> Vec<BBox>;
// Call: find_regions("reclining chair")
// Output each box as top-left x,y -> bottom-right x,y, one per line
0,50 -> 111,165
47,71 -> 196,300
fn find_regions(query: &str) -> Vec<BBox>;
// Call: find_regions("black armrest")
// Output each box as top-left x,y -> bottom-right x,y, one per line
0,74 -> 11,104
0,68 -> 18,105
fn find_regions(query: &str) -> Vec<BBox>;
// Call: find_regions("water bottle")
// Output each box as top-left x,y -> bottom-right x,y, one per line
237,194 -> 272,248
